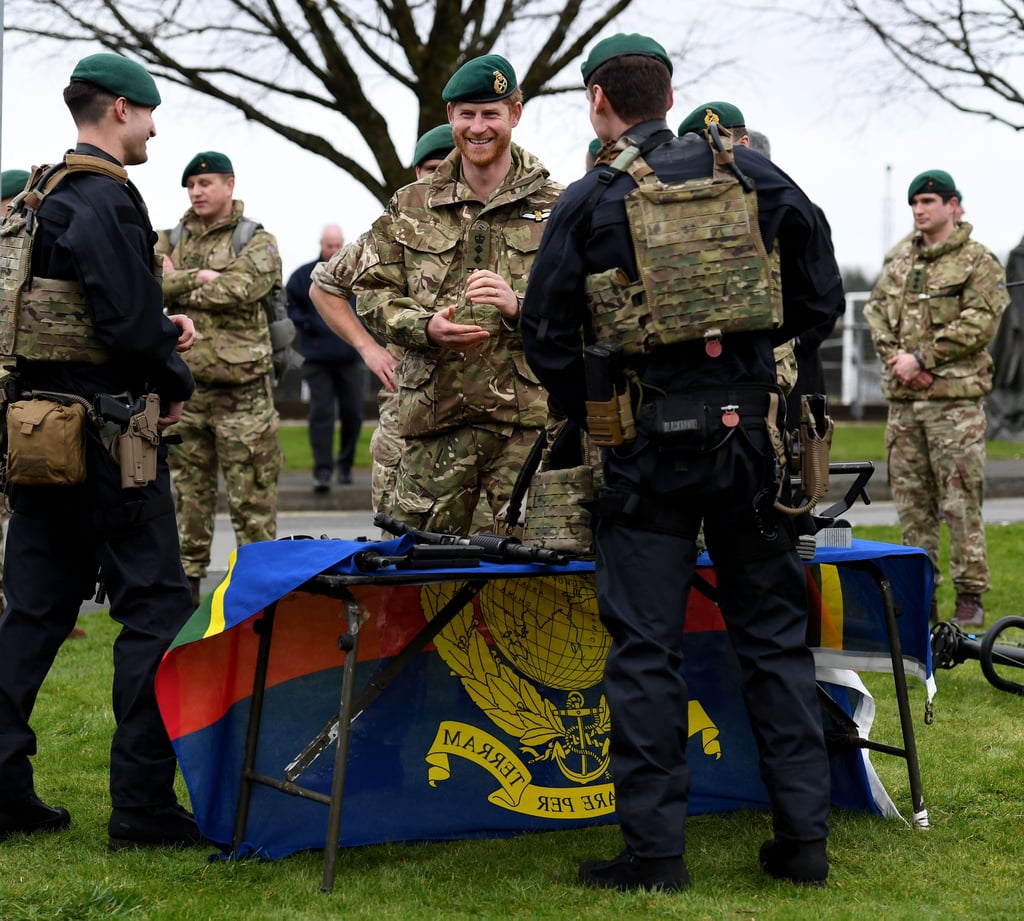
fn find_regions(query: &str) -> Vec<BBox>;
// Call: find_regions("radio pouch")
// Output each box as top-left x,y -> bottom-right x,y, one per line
6,396 -> 87,486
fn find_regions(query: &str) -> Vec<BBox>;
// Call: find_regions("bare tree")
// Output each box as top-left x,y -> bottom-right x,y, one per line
830,0 -> 1024,130
4,0 -> 650,204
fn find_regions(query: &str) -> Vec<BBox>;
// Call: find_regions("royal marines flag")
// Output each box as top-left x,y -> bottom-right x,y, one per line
155,537 -> 932,860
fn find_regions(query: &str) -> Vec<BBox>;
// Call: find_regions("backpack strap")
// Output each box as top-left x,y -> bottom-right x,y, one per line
231,217 -> 261,255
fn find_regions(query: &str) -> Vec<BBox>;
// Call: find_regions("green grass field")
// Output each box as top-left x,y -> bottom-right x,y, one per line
2,518 -> 1024,920
276,419 -> 1024,474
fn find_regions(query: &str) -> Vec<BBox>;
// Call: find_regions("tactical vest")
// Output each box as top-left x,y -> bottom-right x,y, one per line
0,154 -> 141,365
585,129 -> 782,355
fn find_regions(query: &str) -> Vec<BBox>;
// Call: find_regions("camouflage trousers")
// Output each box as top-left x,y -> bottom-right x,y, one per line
392,425 -> 541,536
168,376 -> 282,579
886,398 -> 989,594
371,392 -> 498,534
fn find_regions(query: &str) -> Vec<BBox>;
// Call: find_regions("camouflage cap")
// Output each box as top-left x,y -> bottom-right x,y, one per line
1,169 -> 30,200
677,101 -> 746,136
442,55 -> 518,103
181,151 -> 234,187
907,169 -> 961,204
70,53 -> 161,107
580,33 -> 672,85
411,124 -> 455,168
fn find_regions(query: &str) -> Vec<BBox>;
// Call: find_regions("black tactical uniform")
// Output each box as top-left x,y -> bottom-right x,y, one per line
521,121 -> 843,876
0,145 -> 195,819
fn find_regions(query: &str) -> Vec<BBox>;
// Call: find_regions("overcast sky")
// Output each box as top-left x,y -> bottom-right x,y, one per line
3,3 -> 1022,288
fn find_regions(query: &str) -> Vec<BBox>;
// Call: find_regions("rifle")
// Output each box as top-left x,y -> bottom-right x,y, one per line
373,513 -> 571,567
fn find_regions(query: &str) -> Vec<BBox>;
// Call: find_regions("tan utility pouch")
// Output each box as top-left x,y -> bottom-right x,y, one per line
584,391 -> 636,447
6,397 -> 87,486
110,393 -> 161,488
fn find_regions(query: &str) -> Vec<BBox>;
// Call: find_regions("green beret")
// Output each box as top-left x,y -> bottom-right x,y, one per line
677,101 -> 746,137
580,33 -> 672,85
69,53 -> 161,107
411,124 -> 455,168
1,170 -> 30,201
907,169 -> 961,204
442,55 -> 517,103
181,151 -> 234,187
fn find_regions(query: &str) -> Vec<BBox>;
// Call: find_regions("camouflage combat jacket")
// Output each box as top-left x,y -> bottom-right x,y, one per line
157,200 -> 282,385
864,222 -> 1008,400
354,144 -> 563,439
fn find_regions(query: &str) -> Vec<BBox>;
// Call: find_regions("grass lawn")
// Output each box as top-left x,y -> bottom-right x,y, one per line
276,418 -> 1024,473
2,520 -> 1024,919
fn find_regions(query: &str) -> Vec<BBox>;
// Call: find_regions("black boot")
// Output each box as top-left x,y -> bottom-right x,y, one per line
0,792 -> 71,842
760,838 -> 828,887
578,850 -> 690,892
108,802 -> 204,851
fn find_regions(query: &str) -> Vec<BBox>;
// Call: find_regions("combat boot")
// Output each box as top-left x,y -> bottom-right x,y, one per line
108,802 -> 204,851
759,838 -> 828,887
188,576 -> 201,609
0,792 -> 71,842
952,593 -> 984,627
578,850 -> 691,892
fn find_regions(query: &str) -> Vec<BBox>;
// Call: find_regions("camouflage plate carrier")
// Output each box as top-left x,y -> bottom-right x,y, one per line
0,154 -> 137,365
585,126 -> 782,356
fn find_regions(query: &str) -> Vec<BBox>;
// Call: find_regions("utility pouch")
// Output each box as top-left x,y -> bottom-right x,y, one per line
6,396 -> 87,486
111,393 -> 160,488
583,343 -> 636,447
639,395 -> 711,450
522,463 -> 596,554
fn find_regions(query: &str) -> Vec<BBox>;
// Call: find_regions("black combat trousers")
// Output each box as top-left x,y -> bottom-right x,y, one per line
0,439 -> 193,810
594,428 -> 831,858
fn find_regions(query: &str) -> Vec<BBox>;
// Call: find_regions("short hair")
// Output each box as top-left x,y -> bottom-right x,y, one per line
63,80 -> 115,126
585,55 -> 671,124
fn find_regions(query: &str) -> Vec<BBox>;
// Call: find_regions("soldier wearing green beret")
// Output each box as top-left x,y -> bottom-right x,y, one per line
352,55 -> 562,536
522,31 -> 842,892
0,53 -> 202,851
864,171 -> 1008,627
157,152 -> 284,606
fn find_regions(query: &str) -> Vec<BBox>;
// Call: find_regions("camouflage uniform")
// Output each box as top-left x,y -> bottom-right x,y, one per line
157,199 -> 283,579
864,221 -> 1008,596
353,144 -> 562,534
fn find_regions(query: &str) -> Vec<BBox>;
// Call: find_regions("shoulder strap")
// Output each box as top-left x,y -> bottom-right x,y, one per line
231,217 -> 262,255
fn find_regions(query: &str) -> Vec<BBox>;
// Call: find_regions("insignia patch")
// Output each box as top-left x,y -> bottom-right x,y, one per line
702,108 -> 720,127
493,70 -> 509,95
522,209 -> 552,223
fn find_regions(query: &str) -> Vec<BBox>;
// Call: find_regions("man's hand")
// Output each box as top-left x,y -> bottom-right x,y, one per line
362,344 -> 399,392
467,269 -> 519,320
196,269 -> 221,285
888,352 -> 931,388
426,305 -> 490,351
158,400 -> 184,431
167,314 -> 197,352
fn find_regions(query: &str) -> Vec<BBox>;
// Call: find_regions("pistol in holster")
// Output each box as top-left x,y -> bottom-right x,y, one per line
107,393 -> 161,488
583,343 -> 636,447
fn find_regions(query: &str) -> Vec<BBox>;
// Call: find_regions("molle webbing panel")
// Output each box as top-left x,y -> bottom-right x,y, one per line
0,155 -> 124,364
